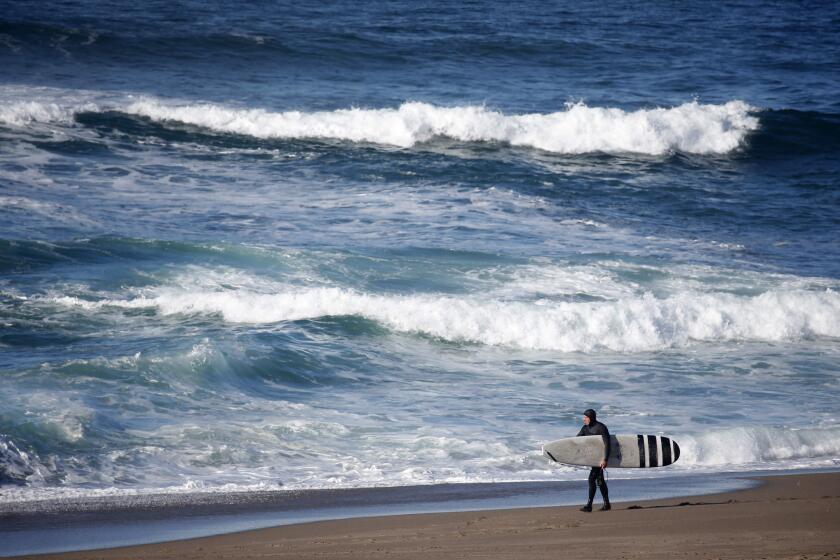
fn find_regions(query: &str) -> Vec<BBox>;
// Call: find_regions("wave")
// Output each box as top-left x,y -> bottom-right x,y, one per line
679,425 -> 840,468
0,20 -> 300,58
0,90 -> 758,155
49,287 -> 840,352
122,99 -> 758,155
0,100 -> 84,127
3,423 -> 838,501
0,86 -> 102,127
5,91 -> 837,160
750,108 -> 840,158
0,20 -> 594,68
0,196 -> 97,226
0,436 -> 47,486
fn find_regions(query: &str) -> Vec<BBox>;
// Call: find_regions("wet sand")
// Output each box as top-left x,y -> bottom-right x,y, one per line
14,472 -> 840,560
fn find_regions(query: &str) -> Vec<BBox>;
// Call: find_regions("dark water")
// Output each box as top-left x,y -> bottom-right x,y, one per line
1,1 -> 839,502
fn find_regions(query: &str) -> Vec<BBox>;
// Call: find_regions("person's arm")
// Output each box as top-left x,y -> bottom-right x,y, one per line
576,426 -> 585,437
601,424 -> 611,467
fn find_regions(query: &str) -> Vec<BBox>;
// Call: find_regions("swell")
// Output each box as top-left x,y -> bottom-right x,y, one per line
0,238 -> 290,275
0,19 -> 601,66
0,20 -> 405,66
747,108 -> 840,159
0,20 -> 299,58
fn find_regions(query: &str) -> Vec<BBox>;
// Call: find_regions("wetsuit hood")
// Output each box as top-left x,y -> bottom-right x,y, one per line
584,409 -> 597,422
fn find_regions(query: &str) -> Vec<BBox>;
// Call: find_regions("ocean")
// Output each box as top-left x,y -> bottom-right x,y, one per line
1,0 -> 839,506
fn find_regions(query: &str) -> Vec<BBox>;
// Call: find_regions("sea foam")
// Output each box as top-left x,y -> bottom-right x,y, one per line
679,426 -> 840,467
51,287 -> 840,352
0,88 -> 759,155
0,101 -> 80,126
122,99 -> 758,155
3,422 -> 838,503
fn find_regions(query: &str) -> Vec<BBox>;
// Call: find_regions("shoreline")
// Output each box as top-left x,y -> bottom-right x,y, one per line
4,469 -> 839,559
0,469 -> 763,557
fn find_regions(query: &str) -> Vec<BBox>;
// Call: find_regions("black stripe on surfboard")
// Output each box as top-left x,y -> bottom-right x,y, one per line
647,435 -> 658,467
637,434 -> 646,468
545,450 -> 558,462
661,436 -> 672,465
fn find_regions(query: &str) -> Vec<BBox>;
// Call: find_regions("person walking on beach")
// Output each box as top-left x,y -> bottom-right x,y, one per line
577,408 -> 611,512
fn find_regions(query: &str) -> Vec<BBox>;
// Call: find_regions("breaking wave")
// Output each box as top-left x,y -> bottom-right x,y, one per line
679,426 -> 840,468
0,100 -> 83,127
50,287 -> 840,352
3,423 -> 838,503
0,92 -> 758,155
123,99 -> 758,154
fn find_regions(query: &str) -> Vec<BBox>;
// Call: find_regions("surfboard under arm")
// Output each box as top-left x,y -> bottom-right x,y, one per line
542,434 -> 680,468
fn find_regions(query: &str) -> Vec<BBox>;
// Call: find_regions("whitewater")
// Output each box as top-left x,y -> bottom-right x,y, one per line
121,99 -> 758,154
49,286 -> 840,352
0,90 -> 758,155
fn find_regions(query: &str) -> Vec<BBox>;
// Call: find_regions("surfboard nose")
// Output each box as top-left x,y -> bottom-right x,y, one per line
673,441 -> 681,464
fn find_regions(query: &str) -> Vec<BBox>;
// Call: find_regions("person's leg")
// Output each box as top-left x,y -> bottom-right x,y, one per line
596,468 -> 610,510
581,467 -> 598,511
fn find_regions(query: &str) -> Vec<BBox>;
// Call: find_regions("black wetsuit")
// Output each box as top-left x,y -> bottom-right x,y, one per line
576,420 -> 610,506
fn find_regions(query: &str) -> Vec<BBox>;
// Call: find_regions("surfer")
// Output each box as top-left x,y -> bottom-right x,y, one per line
577,408 -> 611,512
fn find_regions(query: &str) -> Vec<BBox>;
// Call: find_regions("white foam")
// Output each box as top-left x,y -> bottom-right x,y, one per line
49,287 -> 840,352
0,84 -> 760,155
0,101 -> 78,127
123,99 -> 759,155
0,85 -> 103,128
3,423 -> 838,504
0,437 -> 51,486
679,426 -> 840,467
475,262 -> 638,301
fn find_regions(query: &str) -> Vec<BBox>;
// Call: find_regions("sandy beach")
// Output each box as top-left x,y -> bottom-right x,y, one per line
12,471 -> 839,560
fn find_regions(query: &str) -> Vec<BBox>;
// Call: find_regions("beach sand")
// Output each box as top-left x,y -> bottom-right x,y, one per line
14,472 -> 840,560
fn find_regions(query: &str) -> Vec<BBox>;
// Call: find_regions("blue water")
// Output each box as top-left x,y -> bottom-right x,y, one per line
1,1 -> 839,503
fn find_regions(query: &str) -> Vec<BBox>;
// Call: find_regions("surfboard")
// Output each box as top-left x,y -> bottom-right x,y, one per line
542,434 -> 680,468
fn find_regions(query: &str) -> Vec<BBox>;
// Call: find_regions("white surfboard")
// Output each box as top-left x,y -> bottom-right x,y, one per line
542,434 -> 680,468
